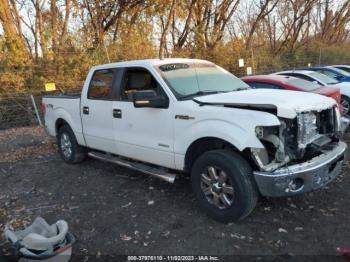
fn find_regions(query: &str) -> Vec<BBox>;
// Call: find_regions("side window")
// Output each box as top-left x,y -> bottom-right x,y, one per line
121,68 -> 167,101
88,69 -> 114,99
248,82 -> 283,90
295,74 -> 314,82
282,73 -> 296,77
282,73 -> 313,82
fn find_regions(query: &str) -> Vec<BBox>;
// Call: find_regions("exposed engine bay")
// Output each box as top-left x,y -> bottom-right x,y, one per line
252,107 -> 341,171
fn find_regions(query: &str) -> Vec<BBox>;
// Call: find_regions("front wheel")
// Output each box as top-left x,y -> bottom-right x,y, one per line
191,149 -> 258,223
341,95 -> 350,116
57,125 -> 87,164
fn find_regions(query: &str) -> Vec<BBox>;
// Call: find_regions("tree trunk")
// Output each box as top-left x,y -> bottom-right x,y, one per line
0,0 -> 28,52
51,0 -> 58,53
159,0 -> 176,58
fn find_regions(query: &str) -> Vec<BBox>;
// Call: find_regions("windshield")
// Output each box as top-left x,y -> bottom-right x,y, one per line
331,67 -> 350,77
309,72 -> 339,84
285,78 -> 320,91
156,62 -> 250,99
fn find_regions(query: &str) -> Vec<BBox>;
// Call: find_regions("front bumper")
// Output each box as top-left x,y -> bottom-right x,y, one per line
253,141 -> 347,197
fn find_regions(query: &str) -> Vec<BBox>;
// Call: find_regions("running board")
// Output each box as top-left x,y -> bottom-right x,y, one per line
88,151 -> 176,183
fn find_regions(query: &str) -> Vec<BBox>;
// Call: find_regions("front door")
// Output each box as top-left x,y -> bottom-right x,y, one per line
112,67 -> 175,168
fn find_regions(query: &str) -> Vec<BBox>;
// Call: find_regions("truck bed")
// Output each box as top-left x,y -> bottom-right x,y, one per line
43,91 -> 81,99
42,93 -> 84,145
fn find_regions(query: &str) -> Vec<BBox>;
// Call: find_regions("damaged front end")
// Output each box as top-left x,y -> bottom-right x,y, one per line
251,106 -> 347,197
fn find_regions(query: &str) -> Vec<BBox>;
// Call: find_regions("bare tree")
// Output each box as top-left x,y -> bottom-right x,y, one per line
317,0 -> 350,43
81,0 -> 145,47
244,0 -> 278,49
159,0 -> 176,58
192,0 -> 240,50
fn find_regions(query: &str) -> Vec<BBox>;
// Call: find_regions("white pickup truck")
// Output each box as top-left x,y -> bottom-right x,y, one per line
43,58 -> 347,222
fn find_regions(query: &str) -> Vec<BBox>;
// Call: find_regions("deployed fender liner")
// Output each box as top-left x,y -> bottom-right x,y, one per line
192,99 -> 278,115
253,141 -> 347,197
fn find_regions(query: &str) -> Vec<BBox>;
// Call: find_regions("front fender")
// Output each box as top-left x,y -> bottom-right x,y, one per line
174,110 -> 281,156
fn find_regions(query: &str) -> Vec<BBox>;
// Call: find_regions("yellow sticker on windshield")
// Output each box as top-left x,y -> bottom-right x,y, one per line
45,83 -> 56,91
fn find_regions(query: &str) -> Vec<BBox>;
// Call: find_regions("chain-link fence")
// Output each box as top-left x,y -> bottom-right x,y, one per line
0,92 -> 44,130
0,57 -> 349,130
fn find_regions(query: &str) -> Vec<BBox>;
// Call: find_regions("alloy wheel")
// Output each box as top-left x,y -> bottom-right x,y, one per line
60,133 -> 72,159
342,98 -> 350,116
200,166 -> 234,210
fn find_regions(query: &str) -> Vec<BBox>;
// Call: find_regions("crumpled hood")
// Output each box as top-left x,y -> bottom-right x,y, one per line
194,89 -> 336,119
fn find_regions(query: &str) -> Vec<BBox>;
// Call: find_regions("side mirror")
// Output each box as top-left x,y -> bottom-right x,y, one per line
133,90 -> 169,109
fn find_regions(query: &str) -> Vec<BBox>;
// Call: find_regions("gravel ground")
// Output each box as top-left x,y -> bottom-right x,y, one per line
0,127 -> 349,261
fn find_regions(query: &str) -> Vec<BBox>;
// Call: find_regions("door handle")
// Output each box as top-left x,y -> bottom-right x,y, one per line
83,106 -> 89,115
113,108 -> 122,118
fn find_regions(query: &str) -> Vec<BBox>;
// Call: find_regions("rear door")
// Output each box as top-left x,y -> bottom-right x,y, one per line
81,68 -> 119,153
111,66 -> 175,168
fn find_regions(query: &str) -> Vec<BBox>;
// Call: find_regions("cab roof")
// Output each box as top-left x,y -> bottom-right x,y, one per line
91,58 -> 212,70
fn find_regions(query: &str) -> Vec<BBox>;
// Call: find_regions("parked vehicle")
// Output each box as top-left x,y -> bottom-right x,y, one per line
328,65 -> 350,74
42,59 -> 347,222
307,67 -> 350,83
241,74 -> 342,109
275,70 -> 350,116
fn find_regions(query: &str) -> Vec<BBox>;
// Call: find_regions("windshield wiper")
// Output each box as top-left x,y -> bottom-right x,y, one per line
179,90 -> 226,100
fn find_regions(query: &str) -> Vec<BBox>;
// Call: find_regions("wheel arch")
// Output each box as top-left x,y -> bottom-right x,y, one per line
184,137 -> 256,173
55,118 -> 70,135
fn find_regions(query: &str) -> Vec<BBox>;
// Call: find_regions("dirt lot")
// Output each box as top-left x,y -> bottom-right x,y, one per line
0,127 -> 349,261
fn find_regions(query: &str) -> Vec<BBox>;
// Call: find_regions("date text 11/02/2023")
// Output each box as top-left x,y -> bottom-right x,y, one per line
127,255 -> 219,261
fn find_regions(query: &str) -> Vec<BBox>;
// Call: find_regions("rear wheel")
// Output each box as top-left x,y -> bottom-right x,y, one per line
191,149 -> 259,223
341,95 -> 350,116
57,125 -> 87,164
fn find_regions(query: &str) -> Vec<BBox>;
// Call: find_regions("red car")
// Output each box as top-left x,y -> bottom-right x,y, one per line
241,75 -> 343,113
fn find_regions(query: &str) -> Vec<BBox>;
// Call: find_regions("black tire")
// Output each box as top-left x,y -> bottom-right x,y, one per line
191,149 -> 258,223
57,124 -> 87,164
341,95 -> 350,116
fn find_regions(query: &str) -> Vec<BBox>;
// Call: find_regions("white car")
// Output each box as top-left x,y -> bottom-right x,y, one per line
42,59 -> 347,222
274,70 -> 350,115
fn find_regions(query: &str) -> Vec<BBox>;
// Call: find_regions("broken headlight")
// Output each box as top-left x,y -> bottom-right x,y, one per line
254,124 -> 288,165
297,112 -> 319,148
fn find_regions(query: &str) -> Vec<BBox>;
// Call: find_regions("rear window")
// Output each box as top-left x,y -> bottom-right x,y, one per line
247,82 -> 282,89
309,72 -> 339,84
285,78 -> 320,91
331,67 -> 350,76
335,66 -> 350,73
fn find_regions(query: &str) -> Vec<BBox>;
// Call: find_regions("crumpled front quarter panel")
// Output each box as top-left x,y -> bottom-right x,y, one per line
173,101 -> 281,169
